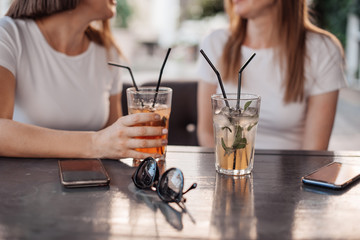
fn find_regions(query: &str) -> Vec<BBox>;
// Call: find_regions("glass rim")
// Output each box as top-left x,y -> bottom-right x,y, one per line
127,86 -> 172,94
211,93 -> 260,101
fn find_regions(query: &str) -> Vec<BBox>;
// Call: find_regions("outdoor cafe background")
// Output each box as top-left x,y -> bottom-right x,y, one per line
1,0 -> 359,150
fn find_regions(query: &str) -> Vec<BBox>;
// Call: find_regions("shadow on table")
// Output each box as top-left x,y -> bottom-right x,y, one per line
116,159 -> 195,231
132,187 -> 185,230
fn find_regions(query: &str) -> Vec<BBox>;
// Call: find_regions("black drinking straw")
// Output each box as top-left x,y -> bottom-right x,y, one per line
108,62 -> 139,91
108,62 -> 144,108
200,49 -> 229,108
236,53 -> 256,110
152,48 -> 172,108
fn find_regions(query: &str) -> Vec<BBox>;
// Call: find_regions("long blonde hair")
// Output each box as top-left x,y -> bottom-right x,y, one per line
6,0 -> 123,57
222,0 -> 343,103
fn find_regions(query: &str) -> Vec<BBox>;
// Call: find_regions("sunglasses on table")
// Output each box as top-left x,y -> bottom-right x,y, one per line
132,157 -> 197,209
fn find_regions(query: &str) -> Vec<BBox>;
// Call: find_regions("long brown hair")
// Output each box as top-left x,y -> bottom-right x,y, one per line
6,0 -> 123,57
222,0 -> 343,103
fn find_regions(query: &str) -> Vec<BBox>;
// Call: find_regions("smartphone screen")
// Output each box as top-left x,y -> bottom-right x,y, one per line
58,159 -> 110,188
302,162 -> 360,189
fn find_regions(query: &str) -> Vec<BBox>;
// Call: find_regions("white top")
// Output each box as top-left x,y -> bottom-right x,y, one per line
0,16 -> 122,131
197,28 -> 347,150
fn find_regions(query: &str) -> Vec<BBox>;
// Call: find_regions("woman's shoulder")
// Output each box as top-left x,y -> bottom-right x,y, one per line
0,16 -> 29,30
0,16 -> 17,33
0,16 -> 35,38
306,30 -> 343,57
200,28 -> 230,47
205,28 -> 230,39
0,16 -> 15,25
305,30 -> 346,95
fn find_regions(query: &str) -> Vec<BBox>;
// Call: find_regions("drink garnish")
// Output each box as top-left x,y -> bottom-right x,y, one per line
221,125 -> 247,155
220,103 -> 257,158
221,138 -> 233,156
232,126 -> 247,149
244,101 -> 252,111
247,121 -> 258,131
221,126 -> 232,132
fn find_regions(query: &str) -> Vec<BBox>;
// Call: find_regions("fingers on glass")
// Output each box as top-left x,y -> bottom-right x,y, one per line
126,126 -> 163,138
122,113 -> 157,126
130,138 -> 165,148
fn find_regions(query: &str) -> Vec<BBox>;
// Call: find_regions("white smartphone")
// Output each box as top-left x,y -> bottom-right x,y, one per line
302,162 -> 360,189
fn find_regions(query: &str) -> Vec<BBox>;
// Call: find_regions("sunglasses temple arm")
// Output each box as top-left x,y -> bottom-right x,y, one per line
183,183 -> 197,195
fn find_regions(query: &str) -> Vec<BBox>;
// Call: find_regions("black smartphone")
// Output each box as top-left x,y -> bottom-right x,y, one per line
302,162 -> 360,189
58,159 -> 110,188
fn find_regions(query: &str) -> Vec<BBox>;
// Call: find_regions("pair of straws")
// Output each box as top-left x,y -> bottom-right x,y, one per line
200,50 -> 256,111
109,47 -> 254,110
109,48 -> 172,108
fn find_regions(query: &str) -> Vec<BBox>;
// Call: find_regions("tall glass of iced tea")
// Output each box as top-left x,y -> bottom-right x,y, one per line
126,87 -> 172,161
211,93 -> 261,175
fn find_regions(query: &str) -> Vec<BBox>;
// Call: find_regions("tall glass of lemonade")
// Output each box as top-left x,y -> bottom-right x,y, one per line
127,87 -> 172,161
211,93 -> 261,175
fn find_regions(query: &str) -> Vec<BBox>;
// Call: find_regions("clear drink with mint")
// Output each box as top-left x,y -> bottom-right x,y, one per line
211,93 -> 261,175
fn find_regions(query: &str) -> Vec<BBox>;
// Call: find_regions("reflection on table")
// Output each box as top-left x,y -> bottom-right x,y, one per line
0,146 -> 360,239
210,174 -> 256,239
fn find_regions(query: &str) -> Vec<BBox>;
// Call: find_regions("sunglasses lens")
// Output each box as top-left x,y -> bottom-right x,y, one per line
157,168 -> 184,202
134,157 -> 157,188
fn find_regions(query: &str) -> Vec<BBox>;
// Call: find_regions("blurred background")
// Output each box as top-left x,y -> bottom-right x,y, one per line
1,0 -> 359,150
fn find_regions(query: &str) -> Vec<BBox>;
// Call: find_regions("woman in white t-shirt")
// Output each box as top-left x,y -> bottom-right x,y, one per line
0,0 -> 167,159
197,0 -> 347,150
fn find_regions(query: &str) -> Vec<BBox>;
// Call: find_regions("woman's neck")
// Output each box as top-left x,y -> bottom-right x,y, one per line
243,10 -> 279,49
36,11 -> 91,56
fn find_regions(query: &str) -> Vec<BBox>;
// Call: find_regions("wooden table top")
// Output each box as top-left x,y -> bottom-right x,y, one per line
0,146 -> 360,239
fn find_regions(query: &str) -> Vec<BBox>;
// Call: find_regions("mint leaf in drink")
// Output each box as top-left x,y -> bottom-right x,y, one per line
221,126 -> 232,133
233,137 -> 247,149
244,100 -> 252,111
221,138 -> 227,150
232,126 -> 247,149
247,121 -> 258,131
221,138 -> 233,156
234,126 -> 243,140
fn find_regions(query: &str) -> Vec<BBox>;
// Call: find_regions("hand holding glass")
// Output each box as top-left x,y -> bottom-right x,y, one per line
127,87 -> 172,161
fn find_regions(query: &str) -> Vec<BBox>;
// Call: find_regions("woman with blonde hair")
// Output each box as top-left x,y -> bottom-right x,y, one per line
0,0 -> 167,159
197,0 -> 347,150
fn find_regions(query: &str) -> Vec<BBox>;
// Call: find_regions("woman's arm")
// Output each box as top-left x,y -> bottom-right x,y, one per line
105,93 -> 122,127
302,90 -> 339,150
0,114 -> 167,159
0,66 -> 166,159
0,66 -> 15,119
197,80 -> 217,147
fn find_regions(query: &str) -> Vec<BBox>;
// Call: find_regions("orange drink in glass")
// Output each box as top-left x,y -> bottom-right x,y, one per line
127,87 -> 172,161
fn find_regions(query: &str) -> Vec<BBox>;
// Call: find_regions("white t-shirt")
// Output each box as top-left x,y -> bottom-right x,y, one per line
197,28 -> 347,150
0,16 -> 122,131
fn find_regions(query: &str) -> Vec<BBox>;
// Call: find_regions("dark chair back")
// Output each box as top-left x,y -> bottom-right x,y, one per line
121,83 -> 132,116
121,81 -> 199,146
